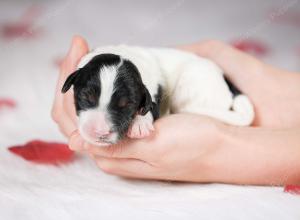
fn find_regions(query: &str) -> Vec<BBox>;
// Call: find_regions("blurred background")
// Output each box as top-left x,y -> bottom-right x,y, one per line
1,0 -> 300,66
0,1 -> 300,219
0,0 -> 300,148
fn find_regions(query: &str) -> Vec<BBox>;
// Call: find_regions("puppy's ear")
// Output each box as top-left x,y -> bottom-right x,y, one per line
139,85 -> 152,115
61,70 -> 79,93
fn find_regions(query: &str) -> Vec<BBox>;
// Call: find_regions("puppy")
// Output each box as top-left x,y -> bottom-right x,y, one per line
62,45 -> 254,146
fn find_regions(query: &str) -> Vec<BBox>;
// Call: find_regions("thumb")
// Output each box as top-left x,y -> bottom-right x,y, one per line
63,35 -> 89,75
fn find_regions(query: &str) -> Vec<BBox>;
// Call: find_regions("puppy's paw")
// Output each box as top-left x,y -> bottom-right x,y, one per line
127,114 -> 154,139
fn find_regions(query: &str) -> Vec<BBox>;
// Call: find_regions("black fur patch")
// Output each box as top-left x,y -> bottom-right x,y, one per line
151,85 -> 163,120
108,59 -> 152,138
224,75 -> 241,97
62,53 -> 121,114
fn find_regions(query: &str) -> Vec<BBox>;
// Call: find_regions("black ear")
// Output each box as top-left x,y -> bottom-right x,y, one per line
139,85 -> 152,115
61,70 -> 79,93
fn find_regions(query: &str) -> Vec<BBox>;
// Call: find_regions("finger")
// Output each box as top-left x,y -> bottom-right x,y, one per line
179,40 -> 267,94
63,90 -> 77,124
57,115 -> 77,138
68,130 -> 85,151
86,135 -> 157,160
53,36 -> 89,112
62,35 -> 89,76
52,87 -> 76,138
52,36 -> 89,137
62,36 -> 89,122
92,156 -> 157,179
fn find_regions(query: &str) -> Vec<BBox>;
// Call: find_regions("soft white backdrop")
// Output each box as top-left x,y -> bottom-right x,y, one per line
0,0 -> 300,219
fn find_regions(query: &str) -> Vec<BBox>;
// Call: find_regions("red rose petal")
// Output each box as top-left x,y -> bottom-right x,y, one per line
275,11 -> 300,27
1,5 -> 43,40
284,185 -> 300,195
231,39 -> 269,56
1,23 -> 41,39
8,140 -> 75,165
0,98 -> 16,109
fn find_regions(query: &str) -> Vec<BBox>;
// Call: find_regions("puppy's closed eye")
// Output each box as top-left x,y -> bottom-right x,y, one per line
85,94 -> 97,104
118,97 -> 129,108
79,89 -> 97,105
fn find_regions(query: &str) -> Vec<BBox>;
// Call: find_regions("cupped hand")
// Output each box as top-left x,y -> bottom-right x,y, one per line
51,36 -> 89,150
86,114 -> 223,181
52,38 -> 300,182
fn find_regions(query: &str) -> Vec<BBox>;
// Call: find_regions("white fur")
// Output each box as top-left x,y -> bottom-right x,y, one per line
98,65 -> 118,111
127,112 -> 154,138
78,109 -> 97,143
150,47 -> 254,125
78,109 -> 118,146
78,45 -> 254,129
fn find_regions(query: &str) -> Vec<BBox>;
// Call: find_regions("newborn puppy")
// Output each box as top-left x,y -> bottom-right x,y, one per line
62,45 -> 254,146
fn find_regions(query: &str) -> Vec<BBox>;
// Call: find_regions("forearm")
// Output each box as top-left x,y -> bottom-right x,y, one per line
206,126 -> 300,185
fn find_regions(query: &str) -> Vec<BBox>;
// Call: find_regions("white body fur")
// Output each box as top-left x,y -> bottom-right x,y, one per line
78,45 -> 254,127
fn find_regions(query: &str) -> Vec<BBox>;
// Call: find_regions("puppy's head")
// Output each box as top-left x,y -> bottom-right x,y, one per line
62,53 -> 152,146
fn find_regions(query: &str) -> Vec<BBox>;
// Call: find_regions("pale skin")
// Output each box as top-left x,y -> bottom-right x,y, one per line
52,36 -> 300,185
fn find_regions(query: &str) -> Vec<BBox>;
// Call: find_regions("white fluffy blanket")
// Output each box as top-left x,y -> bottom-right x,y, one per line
0,0 -> 300,219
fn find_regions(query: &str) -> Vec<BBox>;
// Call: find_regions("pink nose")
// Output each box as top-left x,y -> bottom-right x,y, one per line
94,128 -> 111,137
85,113 -> 111,139
91,121 -> 111,138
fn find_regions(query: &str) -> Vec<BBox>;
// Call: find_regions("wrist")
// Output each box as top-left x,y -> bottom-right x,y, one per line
203,125 -> 300,185
201,123 -> 242,183
195,121 -> 232,182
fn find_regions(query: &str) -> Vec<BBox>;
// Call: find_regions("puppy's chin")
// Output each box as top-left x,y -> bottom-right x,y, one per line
92,141 -> 112,147
79,129 -> 120,147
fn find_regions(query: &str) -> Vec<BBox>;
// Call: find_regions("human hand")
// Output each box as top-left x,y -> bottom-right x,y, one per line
51,36 -> 89,149
179,40 -> 300,128
86,114 -> 224,181
51,38 -> 300,184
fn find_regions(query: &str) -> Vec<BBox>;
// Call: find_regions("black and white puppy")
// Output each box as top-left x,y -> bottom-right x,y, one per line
62,45 -> 254,146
